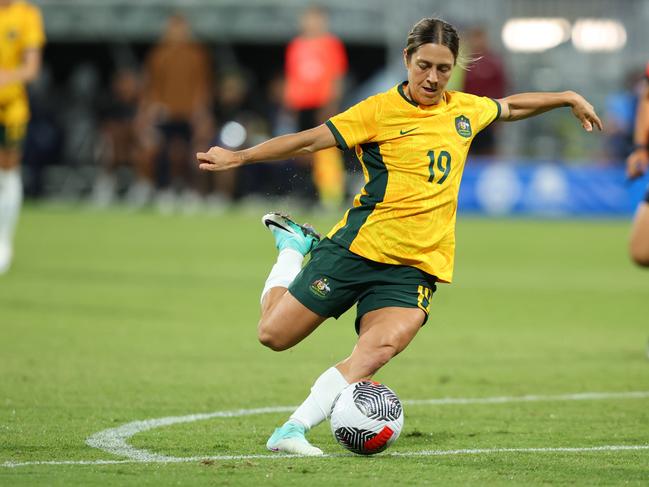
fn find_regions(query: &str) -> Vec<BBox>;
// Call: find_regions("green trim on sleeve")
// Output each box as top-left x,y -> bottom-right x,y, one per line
490,98 -> 502,123
325,120 -> 349,150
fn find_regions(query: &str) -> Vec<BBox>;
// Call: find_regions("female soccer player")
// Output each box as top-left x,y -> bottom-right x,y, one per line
0,0 -> 45,273
625,61 -> 649,267
197,18 -> 602,455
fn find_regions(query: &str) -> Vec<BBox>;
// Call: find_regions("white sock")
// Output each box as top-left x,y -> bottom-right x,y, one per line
0,168 -> 23,246
91,172 -> 116,207
290,367 -> 349,430
260,248 -> 304,304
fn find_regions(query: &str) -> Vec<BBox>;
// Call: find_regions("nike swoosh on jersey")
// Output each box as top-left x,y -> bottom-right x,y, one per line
399,127 -> 418,135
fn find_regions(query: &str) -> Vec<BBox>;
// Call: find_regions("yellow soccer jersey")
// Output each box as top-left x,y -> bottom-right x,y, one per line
0,0 -> 45,106
325,82 -> 500,283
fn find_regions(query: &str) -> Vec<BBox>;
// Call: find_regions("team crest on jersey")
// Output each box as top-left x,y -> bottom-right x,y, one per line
455,115 -> 472,138
310,277 -> 331,298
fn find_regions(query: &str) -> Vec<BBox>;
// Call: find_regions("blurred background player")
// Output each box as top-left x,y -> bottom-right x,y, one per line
138,13 -> 212,212
284,5 -> 348,209
625,61 -> 649,268
0,0 -> 45,273
624,62 -> 649,359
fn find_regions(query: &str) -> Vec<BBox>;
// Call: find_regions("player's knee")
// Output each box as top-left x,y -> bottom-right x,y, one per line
629,242 -> 649,267
257,321 -> 290,351
630,250 -> 649,267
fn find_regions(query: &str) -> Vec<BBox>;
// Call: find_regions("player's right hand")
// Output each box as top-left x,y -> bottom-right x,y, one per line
625,147 -> 649,180
196,146 -> 242,171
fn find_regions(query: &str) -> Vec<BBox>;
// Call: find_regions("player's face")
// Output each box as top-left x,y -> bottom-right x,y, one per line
403,43 -> 455,106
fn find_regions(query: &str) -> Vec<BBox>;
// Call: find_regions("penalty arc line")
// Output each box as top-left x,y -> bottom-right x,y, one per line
2,390 -> 649,468
85,390 -> 649,463
86,405 -> 297,463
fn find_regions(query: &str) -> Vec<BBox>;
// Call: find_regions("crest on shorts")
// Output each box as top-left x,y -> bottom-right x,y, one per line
455,115 -> 472,138
310,277 -> 331,298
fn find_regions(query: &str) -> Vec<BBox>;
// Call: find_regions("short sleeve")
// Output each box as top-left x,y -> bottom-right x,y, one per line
325,95 -> 379,150
23,6 -> 46,49
473,96 -> 501,132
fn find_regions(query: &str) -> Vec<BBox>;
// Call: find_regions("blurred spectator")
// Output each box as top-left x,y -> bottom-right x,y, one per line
260,73 -> 297,197
603,69 -> 644,163
0,0 -> 45,273
92,68 -> 153,207
22,66 -> 63,198
266,73 -> 295,138
59,63 -> 101,195
203,69 -> 261,206
284,5 -> 348,208
138,13 -> 213,212
461,26 -> 507,156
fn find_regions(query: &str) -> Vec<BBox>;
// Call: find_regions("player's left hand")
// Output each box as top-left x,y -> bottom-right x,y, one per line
570,94 -> 603,132
196,145 -> 243,171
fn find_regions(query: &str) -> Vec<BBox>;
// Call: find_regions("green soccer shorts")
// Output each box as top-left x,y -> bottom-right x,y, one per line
288,238 -> 438,333
0,122 -> 27,149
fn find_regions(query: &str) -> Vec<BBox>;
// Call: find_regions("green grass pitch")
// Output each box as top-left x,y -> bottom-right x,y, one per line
1,204 -> 648,485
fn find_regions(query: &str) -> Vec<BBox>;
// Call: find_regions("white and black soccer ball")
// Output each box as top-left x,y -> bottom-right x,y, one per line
330,381 -> 404,455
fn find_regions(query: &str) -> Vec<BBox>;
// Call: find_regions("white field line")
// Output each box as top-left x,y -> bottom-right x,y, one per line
402,390 -> 649,406
3,444 -> 649,468
86,390 -> 649,463
2,390 -> 648,468
85,406 -> 295,463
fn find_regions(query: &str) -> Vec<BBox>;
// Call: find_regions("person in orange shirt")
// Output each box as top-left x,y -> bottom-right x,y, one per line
0,0 -> 45,273
284,6 -> 348,208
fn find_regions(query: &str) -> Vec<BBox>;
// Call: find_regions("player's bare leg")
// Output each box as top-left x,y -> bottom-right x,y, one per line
267,306 -> 424,456
629,201 -> 649,359
0,148 -> 22,274
124,132 -> 157,208
260,212 -> 328,455
259,289 -> 326,351
259,212 -> 326,350
629,202 -> 649,267
336,307 -> 425,381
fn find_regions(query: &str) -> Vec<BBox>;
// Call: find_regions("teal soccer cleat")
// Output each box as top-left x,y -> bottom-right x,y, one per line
266,421 -> 323,456
262,212 -> 321,256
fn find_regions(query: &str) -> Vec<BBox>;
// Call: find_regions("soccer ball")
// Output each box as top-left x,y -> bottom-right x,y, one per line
330,380 -> 404,455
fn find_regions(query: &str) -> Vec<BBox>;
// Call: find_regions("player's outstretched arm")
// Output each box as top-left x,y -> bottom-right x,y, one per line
496,91 -> 603,132
197,124 -> 336,172
626,82 -> 649,180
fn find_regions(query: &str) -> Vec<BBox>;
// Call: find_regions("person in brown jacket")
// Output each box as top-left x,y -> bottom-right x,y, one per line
138,13 -> 212,210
